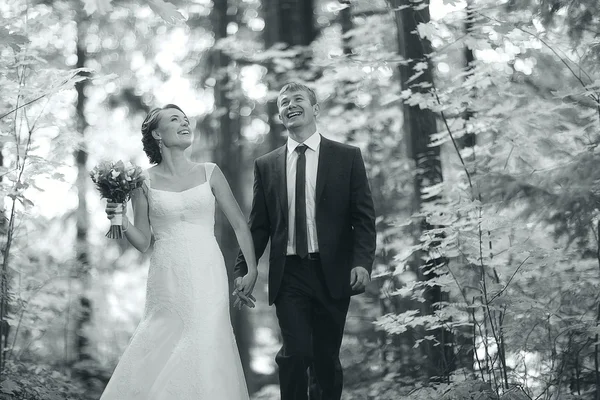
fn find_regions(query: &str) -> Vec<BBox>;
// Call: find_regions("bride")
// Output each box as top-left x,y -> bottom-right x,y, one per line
99,104 -> 257,399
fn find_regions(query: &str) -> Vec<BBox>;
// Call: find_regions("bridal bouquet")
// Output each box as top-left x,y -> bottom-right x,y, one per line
90,160 -> 145,239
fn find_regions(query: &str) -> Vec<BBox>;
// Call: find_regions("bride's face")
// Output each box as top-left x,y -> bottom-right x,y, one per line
154,108 -> 193,149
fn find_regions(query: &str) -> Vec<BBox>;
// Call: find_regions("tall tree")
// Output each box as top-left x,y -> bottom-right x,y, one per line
333,0 -> 408,376
454,0 -> 477,373
389,0 -> 455,381
0,136 -> 6,374
72,3 -> 93,369
263,0 -> 316,150
459,0 -> 476,156
339,0 -> 358,138
209,0 -> 254,392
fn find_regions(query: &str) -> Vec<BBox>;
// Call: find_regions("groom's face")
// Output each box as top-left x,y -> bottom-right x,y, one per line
277,90 -> 318,129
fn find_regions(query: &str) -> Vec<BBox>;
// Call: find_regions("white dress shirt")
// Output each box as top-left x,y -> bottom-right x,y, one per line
286,132 -> 320,255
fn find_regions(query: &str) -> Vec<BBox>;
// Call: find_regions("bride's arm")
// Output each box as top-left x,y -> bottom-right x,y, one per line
112,187 -> 152,253
209,165 -> 258,275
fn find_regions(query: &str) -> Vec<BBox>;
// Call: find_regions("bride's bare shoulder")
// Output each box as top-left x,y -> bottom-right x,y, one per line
144,166 -> 158,178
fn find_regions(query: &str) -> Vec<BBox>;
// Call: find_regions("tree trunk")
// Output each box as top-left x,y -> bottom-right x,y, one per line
72,5 -> 93,373
455,0 -> 477,374
211,0 -> 255,392
390,0 -> 455,381
263,0 -> 316,150
0,145 -> 7,374
339,0 -> 358,142
339,0 -> 410,376
459,0 -> 476,153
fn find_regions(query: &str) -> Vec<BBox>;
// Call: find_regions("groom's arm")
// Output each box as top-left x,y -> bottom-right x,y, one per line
234,159 -> 271,280
349,148 -> 376,274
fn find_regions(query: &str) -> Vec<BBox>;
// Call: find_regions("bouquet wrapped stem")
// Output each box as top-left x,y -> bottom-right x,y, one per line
107,203 -> 125,239
90,161 -> 145,240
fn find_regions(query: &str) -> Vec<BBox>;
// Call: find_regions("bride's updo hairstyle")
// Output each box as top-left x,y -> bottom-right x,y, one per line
141,104 -> 186,165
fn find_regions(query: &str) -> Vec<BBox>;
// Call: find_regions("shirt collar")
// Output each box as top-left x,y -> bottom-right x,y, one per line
287,131 -> 321,154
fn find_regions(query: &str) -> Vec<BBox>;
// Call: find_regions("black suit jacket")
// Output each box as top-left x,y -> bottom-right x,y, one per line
234,136 -> 376,305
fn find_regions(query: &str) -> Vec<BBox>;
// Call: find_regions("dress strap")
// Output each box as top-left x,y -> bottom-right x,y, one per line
205,163 -> 217,182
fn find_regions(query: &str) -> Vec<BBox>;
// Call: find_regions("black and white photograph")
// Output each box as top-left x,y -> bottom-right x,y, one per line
0,0 -> 598,399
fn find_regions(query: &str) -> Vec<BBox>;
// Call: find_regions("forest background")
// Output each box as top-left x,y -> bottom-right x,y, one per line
1,0 -> 600,399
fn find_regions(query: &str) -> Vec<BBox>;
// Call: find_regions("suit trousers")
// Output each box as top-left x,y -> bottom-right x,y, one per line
274,255 -> 351,400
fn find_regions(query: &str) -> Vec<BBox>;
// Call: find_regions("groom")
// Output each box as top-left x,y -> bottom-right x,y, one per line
234,82 -> 376,400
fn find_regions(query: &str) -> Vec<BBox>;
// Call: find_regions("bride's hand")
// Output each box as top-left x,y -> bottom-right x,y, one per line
232,271 -> 257,310
105,201 -> 126,221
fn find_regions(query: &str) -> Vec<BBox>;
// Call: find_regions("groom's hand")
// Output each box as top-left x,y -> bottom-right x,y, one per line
350,266 -> 370,293
232,292 -> 255,310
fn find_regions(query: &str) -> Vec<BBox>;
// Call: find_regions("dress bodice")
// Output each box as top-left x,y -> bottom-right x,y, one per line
143,163 -> 216,242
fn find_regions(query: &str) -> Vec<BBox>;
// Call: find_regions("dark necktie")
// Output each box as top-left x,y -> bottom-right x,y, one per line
295,145 -> 308,259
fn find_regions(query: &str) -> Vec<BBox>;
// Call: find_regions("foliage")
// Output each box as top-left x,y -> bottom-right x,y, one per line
81,0 -> 186,24
347,0 -> 600,397
1,0 -> 600,398
519,0 -> 600,43
0,0 -> 100,375
0,360 -> 85,400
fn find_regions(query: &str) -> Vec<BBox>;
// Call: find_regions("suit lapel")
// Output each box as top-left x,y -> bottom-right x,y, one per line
315,136 -> 332,205
273,145 -> 288,225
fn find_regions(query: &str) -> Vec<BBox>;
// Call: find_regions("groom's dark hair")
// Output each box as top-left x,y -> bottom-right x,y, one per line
278,82 -> 317,106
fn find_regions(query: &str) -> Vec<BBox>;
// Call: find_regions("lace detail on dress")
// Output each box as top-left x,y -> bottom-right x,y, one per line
100,162 -> 249,400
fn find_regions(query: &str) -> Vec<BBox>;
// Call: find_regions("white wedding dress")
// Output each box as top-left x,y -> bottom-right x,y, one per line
100,163 -> 250,400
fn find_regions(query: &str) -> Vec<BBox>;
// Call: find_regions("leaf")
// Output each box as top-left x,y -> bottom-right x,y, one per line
147,0 -> 187,25
51,172 -> 66,181
0,379 -> 19,395
0,27 -> 29,52
325,2 -> 350,12
19,196 -> 34,208
416,22 -> 438,42
81,0 -> 113,15
391,5 -> 410,12
35,68 -> 95,101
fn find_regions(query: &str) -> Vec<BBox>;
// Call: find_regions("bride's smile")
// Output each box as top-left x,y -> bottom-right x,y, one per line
154,109 -> 193,149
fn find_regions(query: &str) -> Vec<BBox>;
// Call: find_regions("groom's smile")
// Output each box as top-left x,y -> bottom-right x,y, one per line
277,88 -> 320,134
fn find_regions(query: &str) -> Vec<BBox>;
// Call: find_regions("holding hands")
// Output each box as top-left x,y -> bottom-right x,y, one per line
232,270 -> 258,310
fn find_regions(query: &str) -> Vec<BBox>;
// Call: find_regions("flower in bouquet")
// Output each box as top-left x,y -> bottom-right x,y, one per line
90,160 -> 145,239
